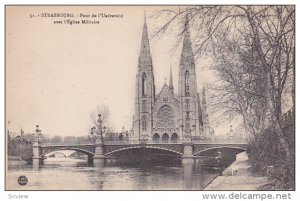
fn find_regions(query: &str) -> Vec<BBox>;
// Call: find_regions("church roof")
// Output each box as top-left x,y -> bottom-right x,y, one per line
159,83 -> 171,93
156,83 -> 178,102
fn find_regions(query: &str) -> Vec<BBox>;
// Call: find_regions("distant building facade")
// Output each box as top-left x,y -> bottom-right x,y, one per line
132,16 -> 213,142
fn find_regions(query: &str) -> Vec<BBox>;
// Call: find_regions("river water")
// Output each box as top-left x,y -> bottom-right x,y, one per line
6,158 -> 219,190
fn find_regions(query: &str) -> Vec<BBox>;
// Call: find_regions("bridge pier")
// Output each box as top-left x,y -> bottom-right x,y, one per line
32,143 -> 43,167
32,125 -> 43,167
32,156 -> 43,167
93,144 -> 106,167
182,143 -> 194,164
181,112 -> 195,164
92,114 -> 106,167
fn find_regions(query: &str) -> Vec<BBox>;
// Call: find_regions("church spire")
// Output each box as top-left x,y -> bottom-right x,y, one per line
138,12 -> 152,70
169,65 -> 174,92
202,84 -> 211,139
180,14 -> 195,68
133,13 -> 155,140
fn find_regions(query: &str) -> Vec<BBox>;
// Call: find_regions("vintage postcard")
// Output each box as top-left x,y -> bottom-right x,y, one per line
5,5 -> 295,191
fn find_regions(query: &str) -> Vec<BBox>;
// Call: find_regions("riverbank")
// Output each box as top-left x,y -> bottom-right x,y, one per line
204,151 -> 268,190
7,156 -> 22,161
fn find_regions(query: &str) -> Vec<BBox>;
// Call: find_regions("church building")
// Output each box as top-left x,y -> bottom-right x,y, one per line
132,15 -> 213,142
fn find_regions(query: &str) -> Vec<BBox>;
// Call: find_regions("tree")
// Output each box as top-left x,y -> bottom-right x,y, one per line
154,5 -> 294,189
76,135 -> 89,143
63,136 -> 77,142
89,104 -> 114,132
155,5 -> 294,157
209,29 -> 268,140
50,136 -> 62,144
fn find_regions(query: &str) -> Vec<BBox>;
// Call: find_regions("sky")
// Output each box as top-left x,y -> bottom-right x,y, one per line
6,6 -> 229,137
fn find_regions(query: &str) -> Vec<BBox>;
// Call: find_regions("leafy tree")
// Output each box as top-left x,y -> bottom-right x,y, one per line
155,5 -> 294,189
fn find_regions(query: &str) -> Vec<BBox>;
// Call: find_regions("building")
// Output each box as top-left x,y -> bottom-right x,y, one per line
132,15 -> 212,142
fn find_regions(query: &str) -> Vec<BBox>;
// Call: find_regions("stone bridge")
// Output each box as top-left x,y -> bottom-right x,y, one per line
103,141 -> 247,156
31,108 -> 294,167
32,138 -> 248,166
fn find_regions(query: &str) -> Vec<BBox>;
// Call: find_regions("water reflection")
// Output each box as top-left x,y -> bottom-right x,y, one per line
6,158 -> 218,190
183,162 -> 193,189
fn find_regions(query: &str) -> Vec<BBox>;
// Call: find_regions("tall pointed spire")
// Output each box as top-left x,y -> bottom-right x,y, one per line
180,14 -> 195,68
138,11 -> 152,70
133,12 -> 155,141
169,65 -> 174,92
202,84 -> 211,139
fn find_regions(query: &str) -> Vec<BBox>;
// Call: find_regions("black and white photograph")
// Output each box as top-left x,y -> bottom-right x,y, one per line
5,5 -> 295,192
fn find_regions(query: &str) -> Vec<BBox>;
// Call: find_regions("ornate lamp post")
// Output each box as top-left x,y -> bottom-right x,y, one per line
183,111 -> 192,143
33,125 -> 42,145
90,115 -> 107,144
182,111 -> 194,164
35,125 -> 42,139
93,114 -> 106,166
32,125 -> 43,166
180,124 -> 184,140
96,114 -> 106,143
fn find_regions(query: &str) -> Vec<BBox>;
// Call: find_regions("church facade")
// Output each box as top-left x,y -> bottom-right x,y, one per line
132,16 -> 213,142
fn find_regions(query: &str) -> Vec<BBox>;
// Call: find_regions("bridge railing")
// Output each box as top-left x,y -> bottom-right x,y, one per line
41,141 -> 93,146
41,138 -> 247,146
103,138 -> 247,145
103,139 -> 189,145
191,139 -> 248,144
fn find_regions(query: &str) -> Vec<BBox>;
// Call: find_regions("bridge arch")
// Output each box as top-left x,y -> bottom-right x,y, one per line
41,147 -> 95,158
104,145 -> 183,156
193,146 -> 246,156
45,151 -> 67,158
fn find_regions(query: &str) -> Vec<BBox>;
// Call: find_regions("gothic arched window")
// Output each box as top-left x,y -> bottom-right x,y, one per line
141,115 -> 147,130
142,73 -> 147,96
185,70 -> 190,95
